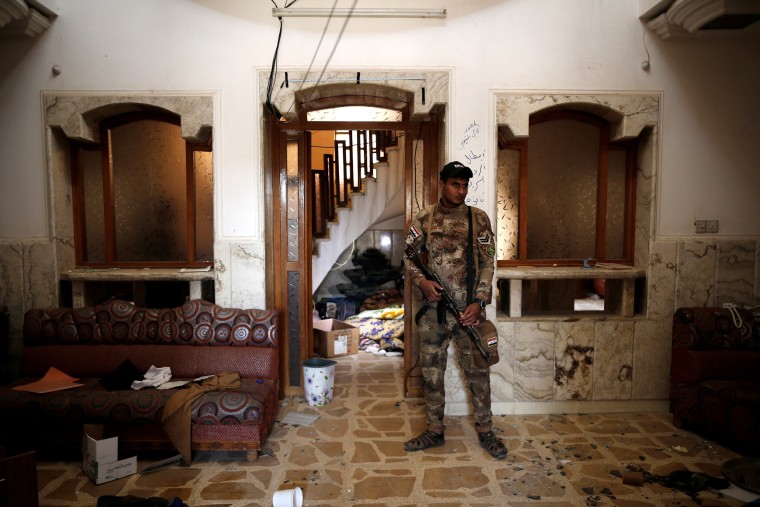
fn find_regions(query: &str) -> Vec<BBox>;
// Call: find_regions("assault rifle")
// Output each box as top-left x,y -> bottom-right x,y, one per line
405,244 -> 496,366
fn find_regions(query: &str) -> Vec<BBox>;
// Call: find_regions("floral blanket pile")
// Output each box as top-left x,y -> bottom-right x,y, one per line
345,306 -> 404,351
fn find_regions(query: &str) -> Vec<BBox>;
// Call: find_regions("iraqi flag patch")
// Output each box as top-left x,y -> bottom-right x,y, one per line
408,225 -> 422,240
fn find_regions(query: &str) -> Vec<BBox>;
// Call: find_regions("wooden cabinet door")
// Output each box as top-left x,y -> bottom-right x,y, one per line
0,450 -> 38,507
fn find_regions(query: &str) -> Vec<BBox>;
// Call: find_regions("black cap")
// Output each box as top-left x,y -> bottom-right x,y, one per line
439,161 -> 473,181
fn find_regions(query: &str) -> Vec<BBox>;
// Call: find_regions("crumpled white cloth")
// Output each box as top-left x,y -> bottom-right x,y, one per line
131,365 -> 172,390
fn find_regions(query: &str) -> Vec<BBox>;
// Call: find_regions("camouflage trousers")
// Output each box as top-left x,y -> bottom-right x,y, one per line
417,309 -> 493,431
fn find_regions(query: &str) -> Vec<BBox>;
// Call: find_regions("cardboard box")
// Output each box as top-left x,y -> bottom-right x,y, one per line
81,424 -> 137,484
313,319 -> 359,357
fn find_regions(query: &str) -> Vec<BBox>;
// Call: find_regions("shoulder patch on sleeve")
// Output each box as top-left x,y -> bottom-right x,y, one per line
407,225 -> 422,241
477,233 -> 492,245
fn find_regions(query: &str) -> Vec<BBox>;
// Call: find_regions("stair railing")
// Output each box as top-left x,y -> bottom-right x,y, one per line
311,130 -> 395,240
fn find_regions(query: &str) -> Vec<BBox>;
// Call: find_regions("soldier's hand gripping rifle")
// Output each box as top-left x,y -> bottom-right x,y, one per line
405,244 -> 497,367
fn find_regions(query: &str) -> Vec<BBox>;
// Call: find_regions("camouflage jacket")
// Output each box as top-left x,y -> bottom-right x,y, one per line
405,202 -> 495,308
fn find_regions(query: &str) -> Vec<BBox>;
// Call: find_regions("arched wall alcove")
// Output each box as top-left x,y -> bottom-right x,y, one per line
42,93 -> 215,303
494,92 -> 661,268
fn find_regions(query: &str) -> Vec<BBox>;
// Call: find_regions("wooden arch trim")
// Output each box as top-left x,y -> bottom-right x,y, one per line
293,83 -> 414,120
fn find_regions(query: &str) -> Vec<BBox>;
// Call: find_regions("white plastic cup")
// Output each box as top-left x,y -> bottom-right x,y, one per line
272,486 -> 303,507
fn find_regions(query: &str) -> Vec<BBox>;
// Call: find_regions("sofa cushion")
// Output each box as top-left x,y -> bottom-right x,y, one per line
22,299 -> 279,348
671,350 -> 760,383
671,380 -> 760,450
673,307 -> 759,350
0,378 -> 277,426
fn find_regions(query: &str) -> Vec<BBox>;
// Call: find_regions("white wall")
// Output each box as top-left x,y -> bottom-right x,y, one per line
1,0 -> 759,249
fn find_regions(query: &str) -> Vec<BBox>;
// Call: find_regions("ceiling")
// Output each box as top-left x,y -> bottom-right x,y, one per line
2,0 -> 759,42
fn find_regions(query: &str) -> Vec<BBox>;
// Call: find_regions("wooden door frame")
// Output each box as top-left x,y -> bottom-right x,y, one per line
265,101 -> 445,399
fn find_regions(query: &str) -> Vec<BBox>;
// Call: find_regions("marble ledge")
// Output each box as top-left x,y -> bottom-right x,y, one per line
496,264 -> 646,318
496,264 -> 646,280
60,267 -> 215,282
492,312 -> 648,323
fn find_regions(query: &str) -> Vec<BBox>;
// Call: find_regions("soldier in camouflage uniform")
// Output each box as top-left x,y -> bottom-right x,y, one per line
403,161 -> 507,460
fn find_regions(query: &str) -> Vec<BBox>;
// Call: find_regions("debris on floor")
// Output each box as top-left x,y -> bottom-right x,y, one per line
280,411 -> 320,426
621,466 -> 731,504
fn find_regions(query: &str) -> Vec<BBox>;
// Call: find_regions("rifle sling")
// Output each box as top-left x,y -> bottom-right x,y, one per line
467,206 -> 474,306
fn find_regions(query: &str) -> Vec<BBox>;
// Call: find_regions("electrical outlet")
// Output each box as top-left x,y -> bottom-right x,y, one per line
694,220 -> 707,233
706,220 -> 719,233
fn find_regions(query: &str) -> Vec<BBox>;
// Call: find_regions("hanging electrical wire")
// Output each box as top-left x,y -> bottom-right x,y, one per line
279,0 -> 340,118
265,7 -> 285,121
413,122 -> 424,211
305,0 -> 359,103
298,0 -> 338,91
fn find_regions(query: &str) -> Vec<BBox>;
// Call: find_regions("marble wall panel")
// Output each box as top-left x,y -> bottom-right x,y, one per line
229,242 -> 267,310
715,240 -> 757,307
0,241 -> 56,358
0,243 -> 25,354
444,341 -> 468,405
593,321 -> 633,400
490,320 -> 515,401
213,241 -> 231,307
48,128 -> 75,271
633,139 -> 657,266
24,241 -> 57,311
441,316 -> 511,406
553,321 -> 594,401
632,318 -> 672,400
514,322 -> 555,401
647,241 -> 677,321
675,241 -> 716,308
495,149 -> 518,261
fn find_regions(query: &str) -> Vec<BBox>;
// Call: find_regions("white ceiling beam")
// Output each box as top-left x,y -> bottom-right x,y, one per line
272,7 -> 447,19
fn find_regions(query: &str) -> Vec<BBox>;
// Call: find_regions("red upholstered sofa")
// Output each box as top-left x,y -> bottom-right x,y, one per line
0,299 -> 280,461
670,306 -> 760,457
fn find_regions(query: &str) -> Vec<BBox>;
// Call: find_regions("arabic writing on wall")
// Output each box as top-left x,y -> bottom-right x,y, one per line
457,121 -> 485,206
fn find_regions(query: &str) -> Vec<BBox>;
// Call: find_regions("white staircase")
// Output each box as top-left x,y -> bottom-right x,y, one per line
312,144 -> 404,290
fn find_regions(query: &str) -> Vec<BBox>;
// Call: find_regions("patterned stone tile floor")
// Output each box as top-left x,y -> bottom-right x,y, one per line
36,353 -> 758,507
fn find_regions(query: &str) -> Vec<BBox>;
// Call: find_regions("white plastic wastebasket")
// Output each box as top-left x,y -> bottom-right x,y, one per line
302,358 -> 336,407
